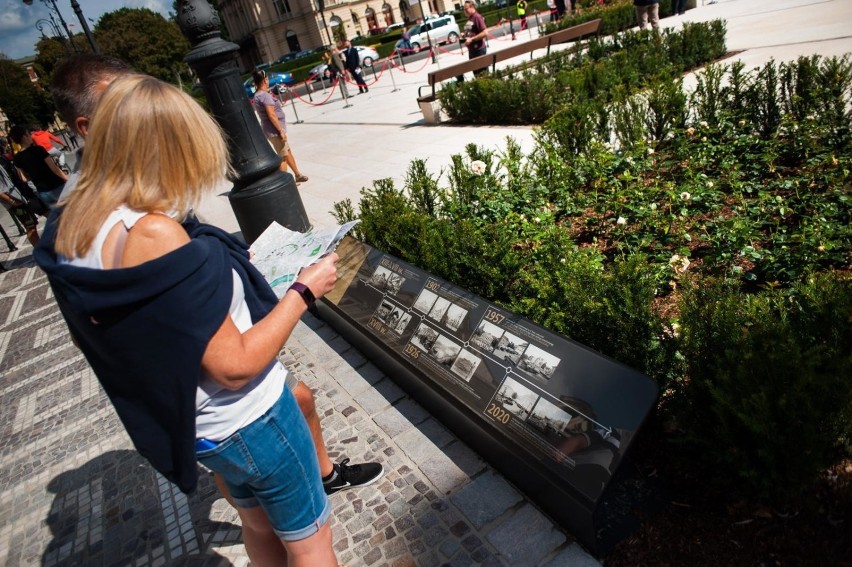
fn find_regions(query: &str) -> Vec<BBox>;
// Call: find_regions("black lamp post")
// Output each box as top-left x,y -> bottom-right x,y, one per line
316,0 -> 331,46
176,0 -> 311,243
22,0 -> 98,52
35,17 -> 73,53
416,0 -> 436,63
70,0 -> 98,53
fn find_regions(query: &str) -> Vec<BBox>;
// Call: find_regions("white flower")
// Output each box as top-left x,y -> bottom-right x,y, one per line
738,120 -> 746,127
701,136 -> 708,142
534,217 -> 541,223
686,127 -> 695,136
666,131 -> 676,140
603,142 -> 613,150
670,322 -> 681,337
647,147 -> 655,155
668,254 -> 690,273
470,160 -> 486,175
707,180 -> 714,188
560,258 -> 566,263
650,203 -> 658,211
699,120 -> 708,128
680,192 -> 691,201
616,216 -> 627,225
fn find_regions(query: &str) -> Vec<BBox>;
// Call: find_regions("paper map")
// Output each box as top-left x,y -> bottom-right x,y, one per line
249,220 -> 359,298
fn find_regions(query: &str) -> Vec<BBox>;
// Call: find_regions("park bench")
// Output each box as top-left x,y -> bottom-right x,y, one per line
417,18 -> 602,123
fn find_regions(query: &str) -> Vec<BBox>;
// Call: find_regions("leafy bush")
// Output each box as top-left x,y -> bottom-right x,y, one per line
675,274 -> 852,502
441,21 -> 726,124
335,54 -> 852,503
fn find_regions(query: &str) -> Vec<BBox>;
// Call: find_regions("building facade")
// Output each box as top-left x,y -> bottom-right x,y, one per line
218,0 -> 449,71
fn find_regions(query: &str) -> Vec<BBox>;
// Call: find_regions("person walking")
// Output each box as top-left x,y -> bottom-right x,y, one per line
517,0 -> 528,31
35,74 -> 340,567
0,155 -> 40,247
252,70 -> 309,183
458,0 -> 488,82
634,0 -> 660,30
8,125 -> 67,208
342,40 -> 369,94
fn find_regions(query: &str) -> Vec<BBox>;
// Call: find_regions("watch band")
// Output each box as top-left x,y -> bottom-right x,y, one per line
288,282 -> 316,308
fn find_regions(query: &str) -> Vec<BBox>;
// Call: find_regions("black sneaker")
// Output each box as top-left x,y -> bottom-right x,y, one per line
323,458 -> 384,495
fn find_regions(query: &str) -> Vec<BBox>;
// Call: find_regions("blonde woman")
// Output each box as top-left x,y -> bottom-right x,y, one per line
35,75 -> 339,567
252,70 -> 308,183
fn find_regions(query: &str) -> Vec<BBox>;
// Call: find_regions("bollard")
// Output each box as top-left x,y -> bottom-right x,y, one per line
287,88 -> 303,124
339,78 -> 352,108
387,59 -> 399,92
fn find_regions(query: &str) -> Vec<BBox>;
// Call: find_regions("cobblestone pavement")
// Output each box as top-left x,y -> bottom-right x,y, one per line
0,230 -> 599,566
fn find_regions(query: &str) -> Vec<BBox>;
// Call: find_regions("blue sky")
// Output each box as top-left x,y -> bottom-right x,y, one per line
0,0 -> 171,60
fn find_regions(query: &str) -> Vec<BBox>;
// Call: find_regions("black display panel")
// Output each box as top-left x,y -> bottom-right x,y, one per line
325,237 -> 659,505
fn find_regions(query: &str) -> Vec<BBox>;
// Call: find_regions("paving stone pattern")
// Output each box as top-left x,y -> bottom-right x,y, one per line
0,234 -> 597,566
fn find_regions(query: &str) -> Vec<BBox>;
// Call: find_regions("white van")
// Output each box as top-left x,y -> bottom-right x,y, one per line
395,15 -> 461,54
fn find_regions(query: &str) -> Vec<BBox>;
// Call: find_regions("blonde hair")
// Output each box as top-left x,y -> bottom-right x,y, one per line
56,74 -> 231,258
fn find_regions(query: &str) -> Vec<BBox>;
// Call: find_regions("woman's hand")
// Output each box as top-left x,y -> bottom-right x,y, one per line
296,253 -> 339,299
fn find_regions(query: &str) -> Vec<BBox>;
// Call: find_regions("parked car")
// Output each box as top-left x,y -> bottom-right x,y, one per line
385,22 -> 406,33
352,45 -> 380,67
308,62 -> 332,83
274,53 -> 299,65
243,71 -> 295,98
395,15 -> 460,54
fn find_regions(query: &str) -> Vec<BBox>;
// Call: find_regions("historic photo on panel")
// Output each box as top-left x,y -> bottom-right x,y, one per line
368,265 -> 405,296
517,344 -> 560,381
451,349 -> 482,382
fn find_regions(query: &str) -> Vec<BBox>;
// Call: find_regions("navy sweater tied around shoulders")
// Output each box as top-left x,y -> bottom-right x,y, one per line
34,211 -> 278,493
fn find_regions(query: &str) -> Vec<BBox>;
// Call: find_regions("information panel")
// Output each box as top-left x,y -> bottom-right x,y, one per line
325,237 -> 659,505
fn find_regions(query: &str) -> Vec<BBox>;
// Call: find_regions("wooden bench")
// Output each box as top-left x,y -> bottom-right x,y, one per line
418,18 -> 602,101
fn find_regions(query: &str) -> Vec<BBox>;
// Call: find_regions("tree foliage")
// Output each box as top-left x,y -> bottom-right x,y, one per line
0,55 -> 55,127
33,37 -> 70,87
94,8 -> 191,83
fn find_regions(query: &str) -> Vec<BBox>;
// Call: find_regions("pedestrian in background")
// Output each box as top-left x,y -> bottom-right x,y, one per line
517,0 -> 528,30
671,0 -> 686,15
252,70 -> 309,183
342,39 -> 369,94
634,0 -> 660,30
36,74 -> 341,566
458,0 -> 488,82
8,125 -> 67,208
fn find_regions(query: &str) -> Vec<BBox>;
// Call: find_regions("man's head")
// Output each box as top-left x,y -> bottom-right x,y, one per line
8,125 -> 30,146
464,0 -> 477,15
51,54 -> 133,139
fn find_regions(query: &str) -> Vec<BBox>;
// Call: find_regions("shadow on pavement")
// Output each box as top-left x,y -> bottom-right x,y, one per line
41,450 -> 240,566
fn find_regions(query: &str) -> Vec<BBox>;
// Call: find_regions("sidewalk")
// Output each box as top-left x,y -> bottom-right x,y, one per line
1,0 -> 849,564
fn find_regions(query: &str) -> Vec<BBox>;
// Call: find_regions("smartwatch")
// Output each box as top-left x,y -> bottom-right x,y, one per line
288,282 -> 316,308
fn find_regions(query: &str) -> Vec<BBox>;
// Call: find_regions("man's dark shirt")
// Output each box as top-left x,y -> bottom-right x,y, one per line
13,146 -> 64,191
466,11 -> 487,52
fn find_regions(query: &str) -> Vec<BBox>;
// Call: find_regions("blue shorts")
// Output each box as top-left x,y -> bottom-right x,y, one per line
196,387 -> 330,541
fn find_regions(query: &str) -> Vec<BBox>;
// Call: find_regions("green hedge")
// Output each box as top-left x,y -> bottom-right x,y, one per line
440,20 -> 726,124
335,54 -> 852,503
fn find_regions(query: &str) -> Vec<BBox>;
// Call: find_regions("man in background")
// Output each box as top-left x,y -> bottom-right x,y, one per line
342,39 -> 369,94
458,0 -> 488,82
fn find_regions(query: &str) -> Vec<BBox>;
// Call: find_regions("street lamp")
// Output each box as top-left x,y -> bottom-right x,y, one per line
35,17 -> 73,53
22,0 -> 99,53
176,0 -> 311,242
316,0 -> 332,47
416,0 -> 436,63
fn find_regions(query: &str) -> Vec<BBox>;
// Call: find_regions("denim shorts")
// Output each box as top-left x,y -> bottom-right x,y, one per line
196,388 -> 330,541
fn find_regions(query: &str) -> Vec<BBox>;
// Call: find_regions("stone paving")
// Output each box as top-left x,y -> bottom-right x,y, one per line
2,1 -> 848,564
0,233 -> 595,566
